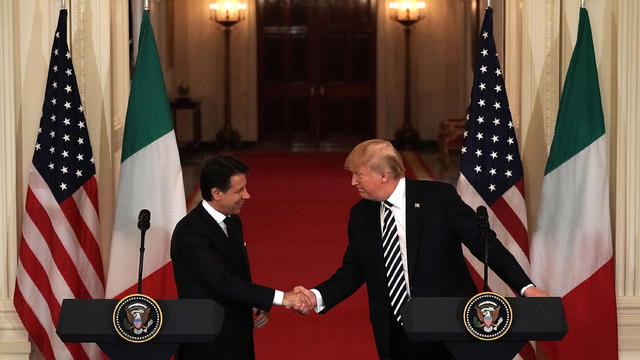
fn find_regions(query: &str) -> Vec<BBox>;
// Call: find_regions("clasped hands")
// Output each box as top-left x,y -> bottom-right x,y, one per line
282,286 -> 317,315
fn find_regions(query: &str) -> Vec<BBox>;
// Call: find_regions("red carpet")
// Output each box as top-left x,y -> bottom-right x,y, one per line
237,152 -> 378,359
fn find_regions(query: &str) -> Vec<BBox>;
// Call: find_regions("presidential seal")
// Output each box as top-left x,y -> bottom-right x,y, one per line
112,294 -> 163,343
463,292 -> 512,341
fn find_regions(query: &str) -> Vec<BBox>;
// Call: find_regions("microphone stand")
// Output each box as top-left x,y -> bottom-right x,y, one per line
137,226 -> 147,294
477,206 -> 490,292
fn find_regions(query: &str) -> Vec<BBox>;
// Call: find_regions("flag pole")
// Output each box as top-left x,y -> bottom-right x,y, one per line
145,0 -> 149,11
581,0 -> 585,8
487,0 -> 492,9
61,0 -> 67,9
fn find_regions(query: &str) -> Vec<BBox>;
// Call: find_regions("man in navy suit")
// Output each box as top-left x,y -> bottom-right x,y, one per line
171,155 -> 310,360
295,139 -> 548,359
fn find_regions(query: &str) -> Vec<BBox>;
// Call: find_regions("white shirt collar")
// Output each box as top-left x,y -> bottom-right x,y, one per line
202,200 -> 228,224
385,177 -> 406,208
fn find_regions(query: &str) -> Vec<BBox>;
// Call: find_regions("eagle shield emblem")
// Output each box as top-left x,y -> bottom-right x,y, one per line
463,292 -> 512,341
113,294 -> 163,343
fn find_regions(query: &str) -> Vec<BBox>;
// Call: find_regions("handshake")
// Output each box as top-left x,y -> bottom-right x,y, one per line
282,286 -> 317,315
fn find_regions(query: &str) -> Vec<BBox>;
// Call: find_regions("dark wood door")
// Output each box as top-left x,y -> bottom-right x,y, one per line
257,0 -> 376,145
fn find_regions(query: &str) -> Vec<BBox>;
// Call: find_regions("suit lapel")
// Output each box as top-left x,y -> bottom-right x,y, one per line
365,200 -> 388,285
405,179 -> 422,279
195,204 -> 251,279
228,215 -> 252,280
195,203 -> 228,240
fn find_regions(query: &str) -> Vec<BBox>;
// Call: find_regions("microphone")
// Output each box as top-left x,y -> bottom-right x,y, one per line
137,209 -> 151,232
476,206 -> 490,292
137,209 -> 150,294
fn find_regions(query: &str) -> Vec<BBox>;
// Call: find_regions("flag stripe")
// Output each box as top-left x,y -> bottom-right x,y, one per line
18,247 -> 92,360
13,286 -> 57,360
22,213 -> 102,359
113,261 -> 177,299
19,246 -> 97,360
519,342 -> 536,360
25,188 -> 92,299
18,239 -> 64,327
74,183 -> 100,241
107,132 -> 185,297
29,171 -> 104,297
463,248 -> 518,296
82,176 -> 99,215
501,179 -> 527,228
16,262 -> 75,360
21,215 -> 77,303
59,195 -> 104,283
544,10 -> 605,175
456,176 -> 530,269
490,197 -> 529,258
120,10 -> 173,162
531,136 -> 612,296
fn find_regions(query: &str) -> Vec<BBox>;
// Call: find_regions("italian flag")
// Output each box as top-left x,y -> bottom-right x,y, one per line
530,8 -> 618,359
105,10 -> 185,299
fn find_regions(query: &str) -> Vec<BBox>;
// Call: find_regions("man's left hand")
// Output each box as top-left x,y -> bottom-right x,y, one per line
253,307 -> 269,328
523,286 -> 550,297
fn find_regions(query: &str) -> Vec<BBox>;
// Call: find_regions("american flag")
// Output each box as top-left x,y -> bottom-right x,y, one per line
13,9 -> 104,359
455,8 -> 535,360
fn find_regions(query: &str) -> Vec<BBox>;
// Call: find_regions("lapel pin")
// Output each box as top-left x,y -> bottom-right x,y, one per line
414,203 -> 420,208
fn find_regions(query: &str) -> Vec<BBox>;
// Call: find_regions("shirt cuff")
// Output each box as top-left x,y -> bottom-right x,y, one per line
310,289 -> 325,313
273,290 -> 284,305
520,284 -> 535,296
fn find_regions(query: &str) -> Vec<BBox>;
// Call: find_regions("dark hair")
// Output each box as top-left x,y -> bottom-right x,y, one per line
200,155 -> 249,201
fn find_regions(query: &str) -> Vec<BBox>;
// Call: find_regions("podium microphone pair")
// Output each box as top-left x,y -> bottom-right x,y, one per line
137,209 -> 150,294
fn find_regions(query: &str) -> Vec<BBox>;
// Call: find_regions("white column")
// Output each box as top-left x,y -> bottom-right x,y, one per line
615,0 -> 640,357
0,0 -> 32,358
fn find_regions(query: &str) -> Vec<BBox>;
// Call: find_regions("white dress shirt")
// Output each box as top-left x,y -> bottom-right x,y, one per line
383,178 -> 411,297
201,200 -> 284,305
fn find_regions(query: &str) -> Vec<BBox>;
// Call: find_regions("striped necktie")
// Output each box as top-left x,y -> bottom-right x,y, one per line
382,200 -> 409,323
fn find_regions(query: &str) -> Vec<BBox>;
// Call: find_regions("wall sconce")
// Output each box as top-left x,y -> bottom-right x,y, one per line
209,1 -> 247,27
389,1 -> 426,149
208,1 -> 247,148
389,1 -> 426,25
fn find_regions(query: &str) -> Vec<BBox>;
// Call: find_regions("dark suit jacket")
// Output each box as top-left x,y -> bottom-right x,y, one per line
315,179 -> 532,359
171,203 -> 275,360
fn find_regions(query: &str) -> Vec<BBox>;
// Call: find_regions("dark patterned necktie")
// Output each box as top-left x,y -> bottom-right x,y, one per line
382,201 -> 409,323
223,216 -> 235,240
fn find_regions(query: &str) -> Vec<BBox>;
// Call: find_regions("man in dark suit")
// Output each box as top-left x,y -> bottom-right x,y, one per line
295,139 -> 548,359
171,155 -> 310,360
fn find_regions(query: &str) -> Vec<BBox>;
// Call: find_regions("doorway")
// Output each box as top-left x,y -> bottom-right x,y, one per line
257,0 -> 377,146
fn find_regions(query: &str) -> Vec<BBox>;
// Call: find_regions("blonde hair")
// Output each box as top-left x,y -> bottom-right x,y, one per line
344,139 -> 405,179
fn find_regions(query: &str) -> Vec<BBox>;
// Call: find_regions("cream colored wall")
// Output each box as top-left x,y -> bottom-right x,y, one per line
612,0 -> 640,357
0,1 -> 29,358
377,0 -> 477,140
161,0 -> 257,142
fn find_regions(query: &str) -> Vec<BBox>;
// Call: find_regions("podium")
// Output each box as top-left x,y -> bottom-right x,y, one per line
57,299 -> 224,360
401,297 -> 567,360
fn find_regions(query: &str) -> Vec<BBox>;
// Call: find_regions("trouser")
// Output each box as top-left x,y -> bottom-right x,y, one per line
389,318 -> 455,360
